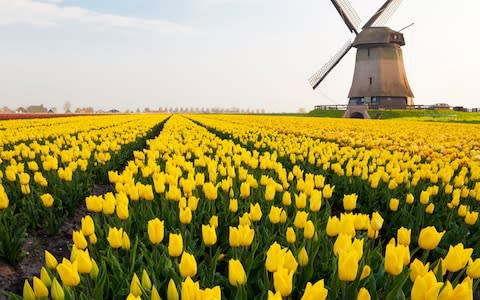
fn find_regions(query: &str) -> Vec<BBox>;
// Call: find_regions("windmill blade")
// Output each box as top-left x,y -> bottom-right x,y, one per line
309,39 -> 352,90
331,0 -> 362,34
362,0 -> 402,29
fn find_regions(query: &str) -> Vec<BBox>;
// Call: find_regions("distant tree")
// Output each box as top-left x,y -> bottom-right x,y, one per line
63,101 -> 72,113
136,108 -> 141,113
297,107 -> 307,113
144,107 -> 151,113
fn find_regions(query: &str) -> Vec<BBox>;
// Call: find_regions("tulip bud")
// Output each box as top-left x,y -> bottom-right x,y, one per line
23,280 -> 35,300
51,278 -> 65,300
179,252 -> 197,277
286,227 -> 296,244
81,215 -> 95,237
389,198 -> 399,212
45,250 -> 58,269
168,233 -> 183,257
141,269 -> 152,290
298,247 -> 309,267
167,279 -> 179,300
147,218 -> 165,244
397,227 -> 411,246
357,287 -> 371,300
202,224 -> 217,246
228,259 -> 247,286
33,276 -> 49,298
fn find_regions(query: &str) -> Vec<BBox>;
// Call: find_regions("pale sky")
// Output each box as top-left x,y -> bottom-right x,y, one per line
0,0 -> 479,112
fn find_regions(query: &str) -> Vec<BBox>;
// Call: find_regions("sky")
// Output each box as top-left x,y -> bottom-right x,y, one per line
0,0 -> 479,113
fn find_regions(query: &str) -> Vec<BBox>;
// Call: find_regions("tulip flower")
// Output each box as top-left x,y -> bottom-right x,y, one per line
295,192 -> 307,209
467,258 -> 480,278
179,207 -> 192,224
338,249 -> 360,281
107,227 -> 123,249
370,212 -> 384,231
141,269 -> 152,290
357,288 -> 371,300
130,273 -> 142,297
268,290 -> 282,300
360,265 -> 371,280
300,279 -> 328,300
389,198 -> 399,211
147,218 -> 165,244
202,224 -> 217,246
397,227 -> 411,246
81,215 -> 95,237
265,183 -> 276,201
411,272 -> 443,300
75,249 -> 92,274
273,267 -> 294,297
168,233 -> 183,257
238,224 -> 255,247
50,278 -> 64,300
286,227 -> 296,244
409,259 -> 430,282
45,250 -> 58,269
40,267 -> 51,287
343,193 -> 358,211
40,193 -> 54,208
282,192 -> 292,206
249,203 -> 262,222
298,247 -> 309,267
72,230 -> 88,250
269,206 -> 282,224
465,211 -> 479,225
406,193 -> 414,205
322,184 -> 334,199
443,243 -> 473,272
384,243 -> 405,276
228,259 -> 247,286
33,276 -> 49,298
179,252 -> 197,277
23,280 -> 35,300
304,220 -> 315,239
122,231 -> 131,250
240,182 -> 250,198
326,216 -> 340,237
229,198 -> 238,212
293,211 -> 309,229
56,258 -> 80,287
418,226 -> 445,250
203,182 -> 218,201
167,279 -> 179,300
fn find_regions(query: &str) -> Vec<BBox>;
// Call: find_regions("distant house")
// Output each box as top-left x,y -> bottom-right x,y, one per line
109,109 -> 120,113
0,106 -> 13,113
16,107 -> 27,113
26,104 -> 48,113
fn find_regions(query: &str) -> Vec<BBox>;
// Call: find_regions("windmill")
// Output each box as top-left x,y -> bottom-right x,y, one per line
309,0 -> 414,118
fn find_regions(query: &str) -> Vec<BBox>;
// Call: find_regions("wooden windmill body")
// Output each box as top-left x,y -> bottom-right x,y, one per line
309,0 -> 414,117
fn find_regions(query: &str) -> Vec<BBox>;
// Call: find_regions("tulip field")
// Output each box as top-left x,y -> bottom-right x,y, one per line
2,114 -> 480,299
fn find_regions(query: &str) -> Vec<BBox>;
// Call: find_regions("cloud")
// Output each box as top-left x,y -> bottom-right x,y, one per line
0,0 -> 193,33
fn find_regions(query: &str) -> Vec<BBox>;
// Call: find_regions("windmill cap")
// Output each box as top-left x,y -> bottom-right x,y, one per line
353,27 -> 405,47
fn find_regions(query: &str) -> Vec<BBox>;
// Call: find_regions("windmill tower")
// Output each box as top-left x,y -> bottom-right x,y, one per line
309,0 -> 414,118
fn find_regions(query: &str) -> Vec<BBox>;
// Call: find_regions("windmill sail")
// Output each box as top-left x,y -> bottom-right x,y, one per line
362,0 -> 402,29
331,0 -> 362,34
309,39 -> 352,89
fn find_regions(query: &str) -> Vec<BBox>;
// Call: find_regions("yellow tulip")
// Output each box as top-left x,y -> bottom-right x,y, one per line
411,272 -> 443,300
50,278 -> 65,300
425,203 -> 435,214
304,220 -> 315,239
397,227 -> 411,246
338,249 -> 359,281
168,233 -> 183,257
141,269 -> 152,290
56,258 -> 80,287
40,267 -> 51,287
75,249 -> 92,274
107,227 -> 123,249
467,258 -> 480,278
384,243 -> 404,276
72,230 -> 88,250
179,252 -> 197,277
465,211 -> 479,225
343,193 -> 357,211
179,207 -> 192,224
40,193 -> 54,208
389,198 -> 399,211
300,279 -> 328,300
322,184 -> 334,199
268,206 -> 282,224
443,243 -> 473,272
249,203 -> 262,222
203,182 -> 218,201
265,183 -> 276,201
151,286 -> 161,300
326,216 -> 340,237
238,224 -> 255,247
81,215 -> 95,237
130,273 -> 142,297
295,192 -> 307,209
298,247 -> 309,267
202,224 -> 217,246
409,259 -> 430,282
357,288 -> 371,300
167,279 -> 179,300
122,231 -> 130,250
209,215 -> 218,229
45,250 -> 58,269
268,290 -> 282,300
273,267 -> 294,297
418,226 -> 445,250
282,192 -> 292,206
229,198 -> 238,212
23,280 -> 35,300
33,276 -> 49,298
286,227 -> 296,244
370,212 -> 384,231
360,265 -> 371,280
293,211 -> 309,229
147,218 -> 165,244
228,259 -> 247,286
